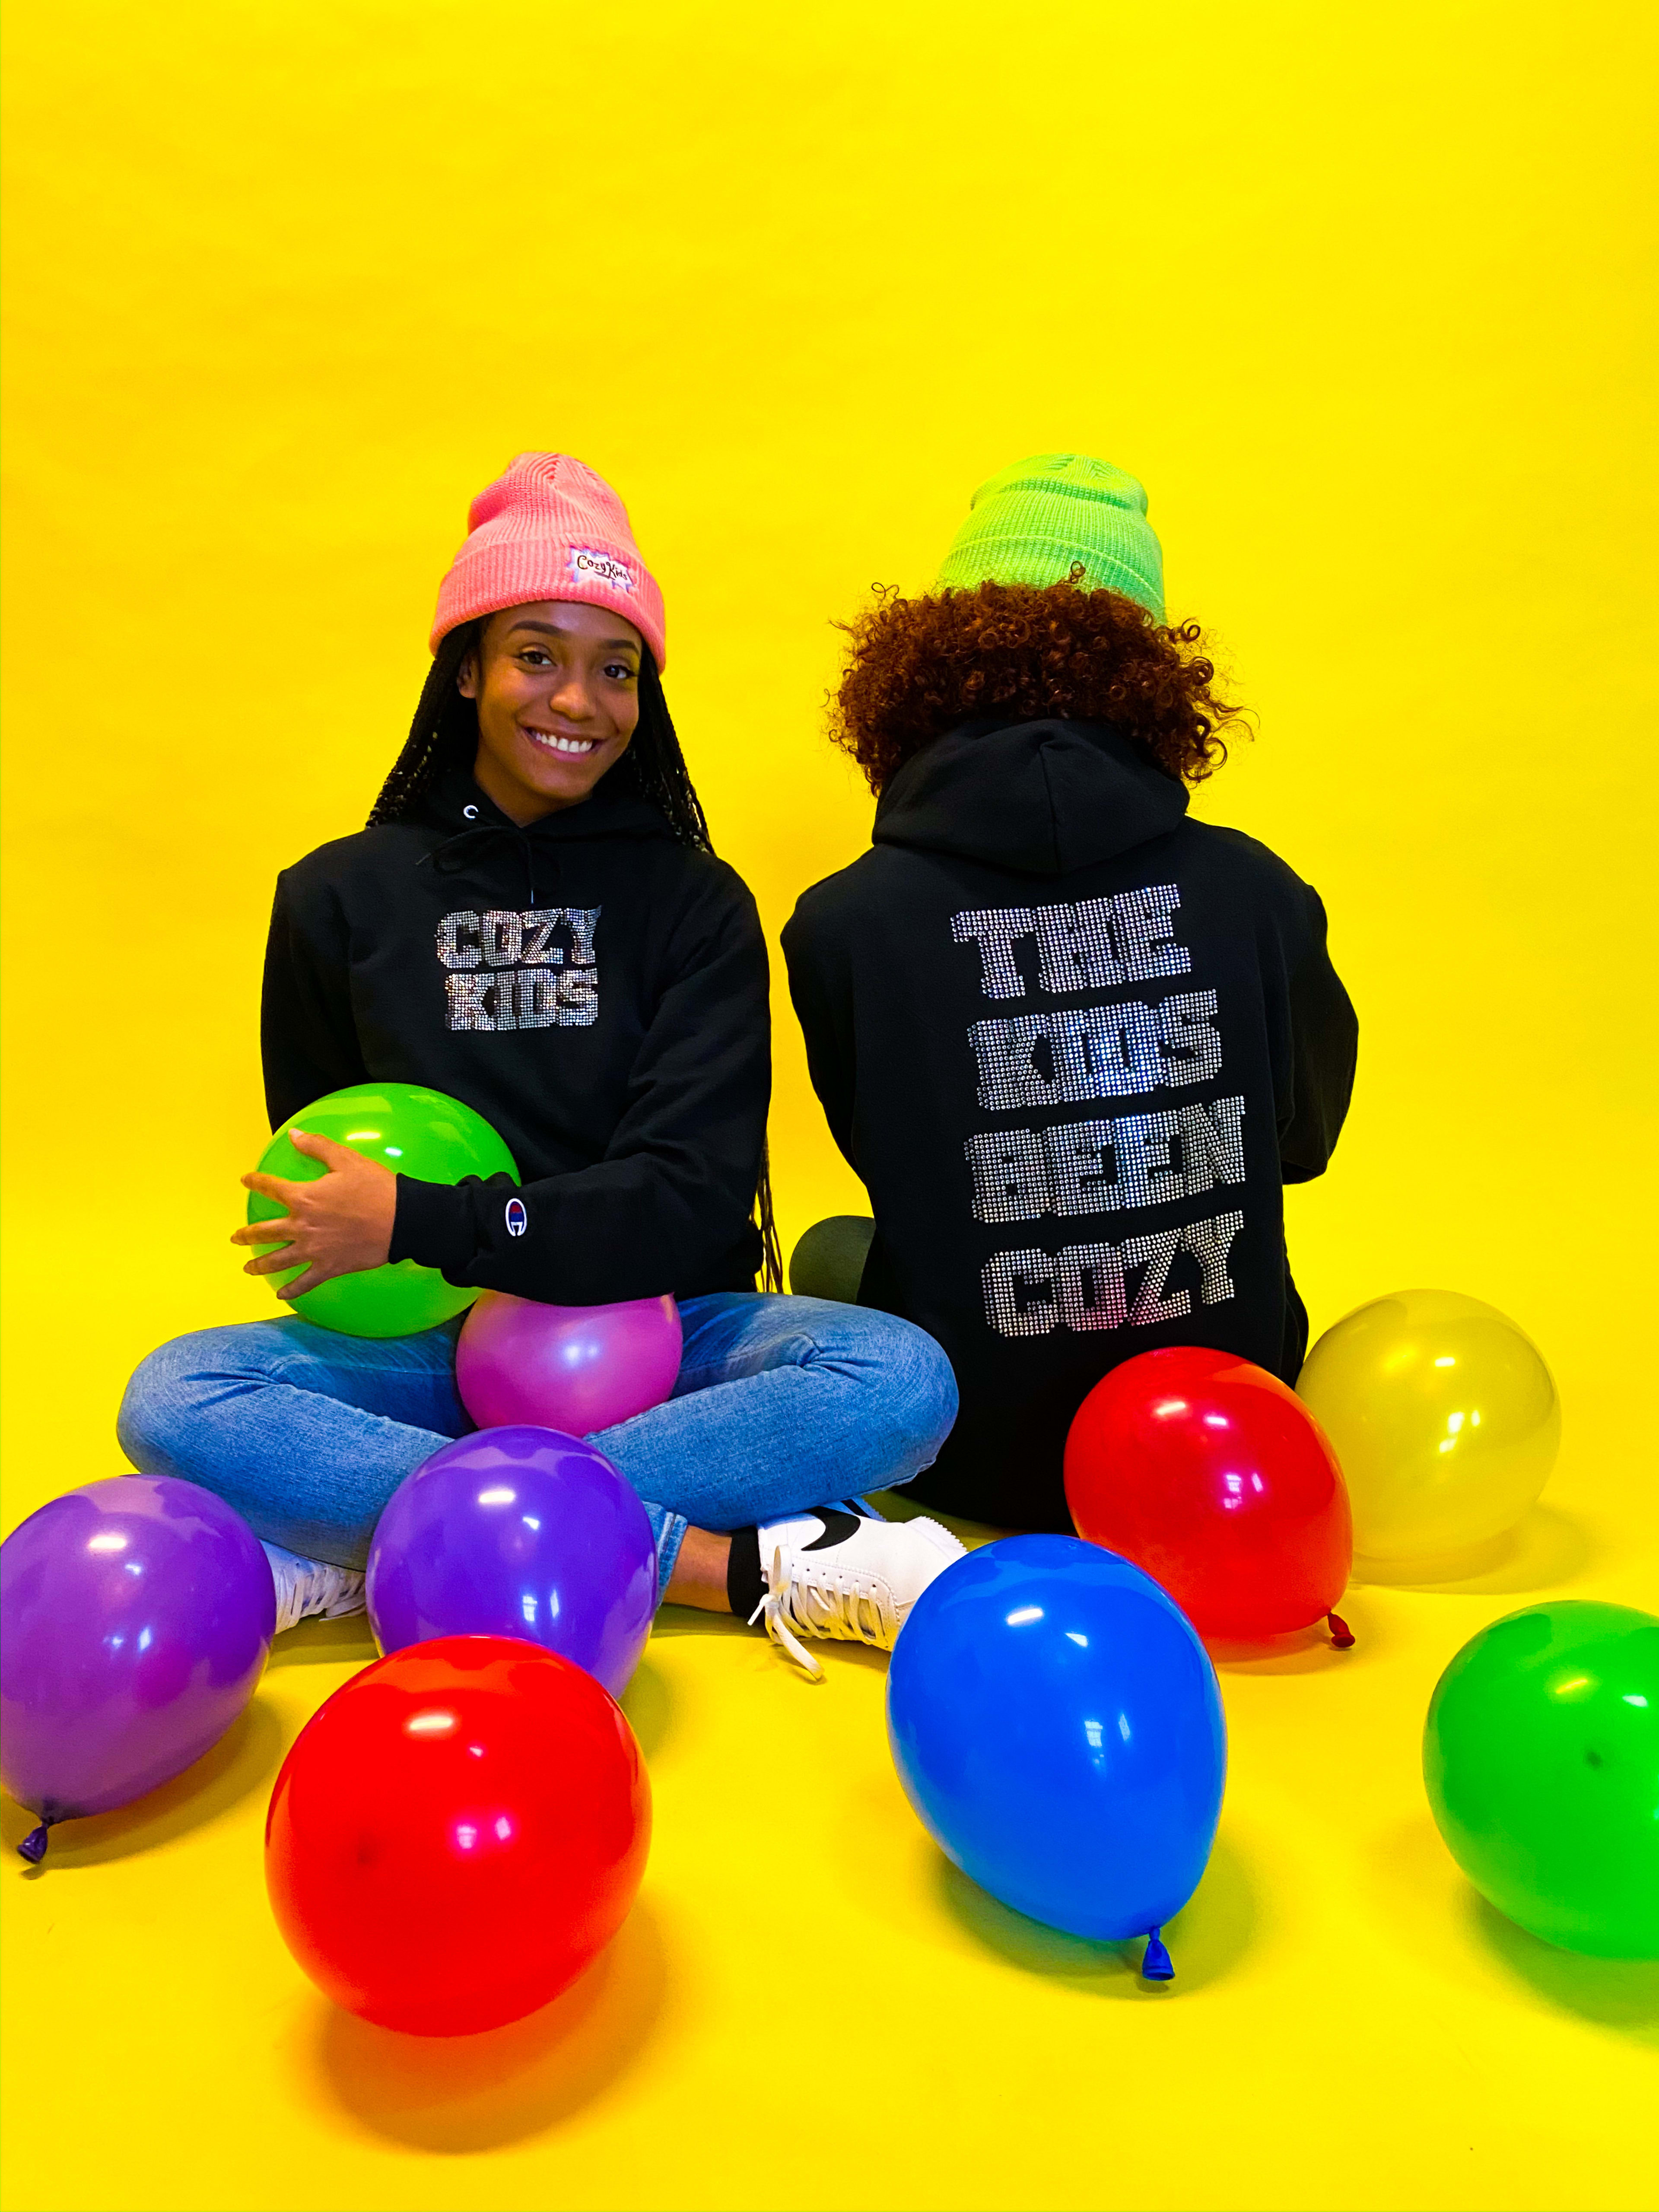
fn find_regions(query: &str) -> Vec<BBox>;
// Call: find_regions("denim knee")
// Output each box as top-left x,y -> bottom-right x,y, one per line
867,1313 -> 960,1473
116,1331 -> 213,1478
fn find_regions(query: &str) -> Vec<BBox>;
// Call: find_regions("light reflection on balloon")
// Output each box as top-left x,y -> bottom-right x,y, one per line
1424,1601 -> 1659,1958
1298,1289 -> 1560,1564
888,1536 -> 1225,1963
0,1476 -> 274,1861
456,1290 -> 682,1436
265,1636 -> 652,2033
246,1083 -> 517,1338
1066,1347 -> 1352,1641
367,1428 -> 656,1698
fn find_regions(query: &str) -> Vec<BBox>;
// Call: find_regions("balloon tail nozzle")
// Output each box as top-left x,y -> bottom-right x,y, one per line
1328,1610 -> 1355,1649
1141,1928 -> 1173,1982
17,1821 -> 52,1866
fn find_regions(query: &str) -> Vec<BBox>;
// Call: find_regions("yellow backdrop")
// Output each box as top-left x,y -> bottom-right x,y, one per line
3,3 -> 1655,2208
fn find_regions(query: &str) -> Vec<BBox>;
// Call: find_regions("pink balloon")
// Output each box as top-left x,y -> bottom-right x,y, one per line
456,1292 -> 683,1437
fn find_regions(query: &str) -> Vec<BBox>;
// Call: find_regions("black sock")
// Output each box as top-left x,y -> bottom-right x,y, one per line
726,1526 -> 765,1624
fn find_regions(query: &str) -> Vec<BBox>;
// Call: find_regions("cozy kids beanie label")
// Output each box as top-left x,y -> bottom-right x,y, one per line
430,451 -> 667,670
935,452 -> 1166,623
568,546 -> 635,594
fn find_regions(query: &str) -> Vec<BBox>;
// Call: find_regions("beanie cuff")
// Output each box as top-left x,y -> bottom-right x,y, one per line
936,538 -> 1165,623
430,539 -> 667,669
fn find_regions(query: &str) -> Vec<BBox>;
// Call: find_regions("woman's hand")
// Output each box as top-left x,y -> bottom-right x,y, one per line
232,1130 -> 399,1299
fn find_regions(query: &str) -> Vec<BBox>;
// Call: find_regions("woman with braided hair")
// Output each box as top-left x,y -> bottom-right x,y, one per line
119,454 -> 961,1680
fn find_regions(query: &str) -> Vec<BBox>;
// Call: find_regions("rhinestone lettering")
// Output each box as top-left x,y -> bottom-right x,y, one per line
436,907 -> 600,1032
953,885 -> 1255,1341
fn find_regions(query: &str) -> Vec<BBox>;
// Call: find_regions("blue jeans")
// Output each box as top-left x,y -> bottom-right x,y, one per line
116,1293 -> 958,1599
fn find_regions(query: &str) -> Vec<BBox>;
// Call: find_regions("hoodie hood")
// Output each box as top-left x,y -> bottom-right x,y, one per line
872,717 -> 1188,878
418,762 -> 678,846
415,762 -> 678,909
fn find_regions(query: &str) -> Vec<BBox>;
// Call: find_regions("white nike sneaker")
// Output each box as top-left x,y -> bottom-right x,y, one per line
261,1541 -> 368,1637
752,1508 -> 966,1681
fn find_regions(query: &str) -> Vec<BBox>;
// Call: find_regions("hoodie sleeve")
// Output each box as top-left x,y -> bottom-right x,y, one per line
261,870 -> 369,1128
389,871 -> 770,1302
1277,887 -> 1358,1182
781,893 -> 859,1171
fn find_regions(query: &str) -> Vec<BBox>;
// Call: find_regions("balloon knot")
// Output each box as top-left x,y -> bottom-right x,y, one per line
1141,1928 -> 1174,1982
17,1821 -> 52,1866
1328,1610 -> 1355,1649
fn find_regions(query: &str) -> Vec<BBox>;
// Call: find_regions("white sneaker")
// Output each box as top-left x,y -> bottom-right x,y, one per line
752,1508 -> 966,1681
261,1541 -> 368,1637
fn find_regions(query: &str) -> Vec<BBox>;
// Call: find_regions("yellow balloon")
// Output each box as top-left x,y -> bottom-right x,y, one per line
1297,1290 -> 1560,1564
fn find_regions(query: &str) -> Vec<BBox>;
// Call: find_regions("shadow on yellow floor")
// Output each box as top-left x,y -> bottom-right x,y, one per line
1469,1901 -> 1659,2044
1206,1611 -> 1382,1674
645,1603 -> 757,1639
1351,1504 -> 1599,1596
0,1702 -> 286,1874
1365,1811 -> 1659,2047
932,1831 -> 1258,1999
619,1653 -> 677,1758
264,1614 -> 379,1668
287,1901 -> 671,2154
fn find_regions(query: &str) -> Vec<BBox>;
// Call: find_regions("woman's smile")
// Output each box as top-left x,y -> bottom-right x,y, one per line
523,727 -> 600,756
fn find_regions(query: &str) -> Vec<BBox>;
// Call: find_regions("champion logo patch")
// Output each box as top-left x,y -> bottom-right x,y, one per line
505,1198 -> 528,1237
568,546 -> 634,594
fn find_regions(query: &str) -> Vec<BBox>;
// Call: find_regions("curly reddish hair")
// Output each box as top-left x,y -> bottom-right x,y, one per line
829,574 -> 1243,794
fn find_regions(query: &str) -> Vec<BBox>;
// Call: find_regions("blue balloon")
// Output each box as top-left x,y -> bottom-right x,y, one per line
365,1427 -> 658,1699
887,1535 -> 1226,1961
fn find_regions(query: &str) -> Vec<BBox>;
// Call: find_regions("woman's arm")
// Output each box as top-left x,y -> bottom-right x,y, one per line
390,875 -> 771,1304
261,871 -> 368,1128
1278,887 -> 1358,1183
780,893 -> 859,1170
229,874 -> 385,1300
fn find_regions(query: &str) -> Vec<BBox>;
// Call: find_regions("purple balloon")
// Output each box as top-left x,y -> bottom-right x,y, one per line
456,1291 -> 682,1436
365,1427 -> 658,1698
0,1476 -> 275,1862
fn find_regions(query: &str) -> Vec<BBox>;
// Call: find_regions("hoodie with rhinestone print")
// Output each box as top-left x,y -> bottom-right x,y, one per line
261,764 -> 768,1305
782,715 -> 1357,1531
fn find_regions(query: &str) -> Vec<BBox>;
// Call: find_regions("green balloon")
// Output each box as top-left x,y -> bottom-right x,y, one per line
789,1215 -> 875,1305
1424,1599 -> 1659,1958
246,1083 -> 518,1339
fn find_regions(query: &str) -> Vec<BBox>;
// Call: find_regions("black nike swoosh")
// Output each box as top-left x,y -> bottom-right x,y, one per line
802,1508 -> 864,1552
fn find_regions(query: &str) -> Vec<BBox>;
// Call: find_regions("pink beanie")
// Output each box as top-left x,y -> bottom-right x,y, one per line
429,452 -> 667,671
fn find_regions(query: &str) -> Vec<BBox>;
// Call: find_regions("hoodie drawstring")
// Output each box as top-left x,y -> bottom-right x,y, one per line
422,819 -> 560,910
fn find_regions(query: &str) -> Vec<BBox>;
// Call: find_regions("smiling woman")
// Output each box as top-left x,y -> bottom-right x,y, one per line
461,603 -> 646,820
367,454 -> 708,845
116,451 -> 965,1681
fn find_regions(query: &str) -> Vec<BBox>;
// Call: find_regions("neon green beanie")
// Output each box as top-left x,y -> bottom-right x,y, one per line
934,452 -> 1165,623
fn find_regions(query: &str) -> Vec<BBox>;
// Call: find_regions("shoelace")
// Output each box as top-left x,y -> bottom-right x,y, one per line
273,1559 -> 365,1637
749,1545 -> 902,1682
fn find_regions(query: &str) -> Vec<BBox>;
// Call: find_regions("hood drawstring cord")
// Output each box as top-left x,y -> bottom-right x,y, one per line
420,816 -> 553,910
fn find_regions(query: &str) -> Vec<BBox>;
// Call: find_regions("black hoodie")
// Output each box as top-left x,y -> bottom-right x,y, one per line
782,716 -> 1357,1530
262,766 -> 768,1304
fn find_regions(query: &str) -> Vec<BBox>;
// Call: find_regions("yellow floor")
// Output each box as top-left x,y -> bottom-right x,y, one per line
2,1456 -> 1655,2211
4,1 -> 1657,2206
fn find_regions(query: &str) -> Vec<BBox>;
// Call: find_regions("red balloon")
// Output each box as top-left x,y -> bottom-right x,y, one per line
1064,1347 -> 1354,1643
265,1635 -> 650,2035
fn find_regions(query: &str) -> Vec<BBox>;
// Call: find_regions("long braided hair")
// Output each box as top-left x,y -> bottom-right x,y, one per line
369,618 -> 784,1292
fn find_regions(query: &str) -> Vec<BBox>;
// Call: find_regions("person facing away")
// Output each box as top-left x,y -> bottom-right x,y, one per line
118,451 -> 963,1679
783,453 -> 1357,1533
